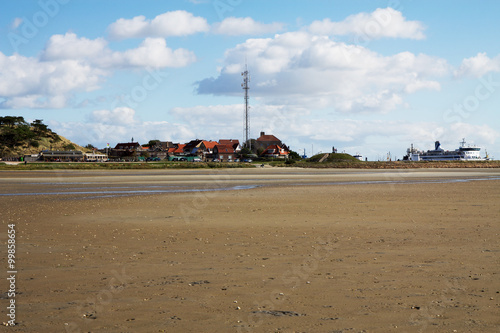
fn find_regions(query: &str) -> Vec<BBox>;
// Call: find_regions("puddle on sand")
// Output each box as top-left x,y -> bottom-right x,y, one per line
0,184 -> 259,198
1,176 -> 498,199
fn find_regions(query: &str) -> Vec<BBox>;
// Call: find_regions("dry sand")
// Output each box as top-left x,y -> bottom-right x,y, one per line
1,168 -> 499,332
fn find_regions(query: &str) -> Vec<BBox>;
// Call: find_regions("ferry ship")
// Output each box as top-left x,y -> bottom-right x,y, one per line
405,138 -> 484,161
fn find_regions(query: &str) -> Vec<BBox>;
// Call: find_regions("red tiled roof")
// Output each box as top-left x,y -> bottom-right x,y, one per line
215,144 -> 235,154
202,141 -> 218,149
260,144 -> 289,156
257,134 -> 280,142
168,144 -> 185,154
219,139 -> 240,145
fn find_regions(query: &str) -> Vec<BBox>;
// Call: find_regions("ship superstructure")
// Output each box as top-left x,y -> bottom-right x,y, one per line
405,138 -> 484,161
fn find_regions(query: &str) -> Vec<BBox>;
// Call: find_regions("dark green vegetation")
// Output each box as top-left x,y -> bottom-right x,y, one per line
0,161 -> 257,170
0,116 -> 83,158
306,153 -> 360,163
0,117 -> 57,150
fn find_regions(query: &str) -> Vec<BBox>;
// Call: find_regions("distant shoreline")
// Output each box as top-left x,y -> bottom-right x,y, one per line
1,160 -> 499,170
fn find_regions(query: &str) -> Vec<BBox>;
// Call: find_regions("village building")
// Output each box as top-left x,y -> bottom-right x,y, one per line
199,141 -> 218,161
179,139 -> 221,161
255,132 -> 282,152
213,144 -> 236,162
167,144 -> 187,160
260,144 -> 289,159
114,142 -> 142,150
110,142 -> 144,161
40,150 -> 84,162
147,141 -> 175,160
183,139 -> 203,155
84,152 -> 108,162
219,139 -> 241,153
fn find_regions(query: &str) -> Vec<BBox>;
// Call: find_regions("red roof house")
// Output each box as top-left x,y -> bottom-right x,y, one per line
218,139 -> 241,152
255,132 -> 282,151
168,144 -> 186,155
213,144 -> 236,162
260,144 -> 289,159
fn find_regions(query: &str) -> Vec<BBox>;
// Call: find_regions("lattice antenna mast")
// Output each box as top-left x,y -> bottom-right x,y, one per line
241,64 -> 250,150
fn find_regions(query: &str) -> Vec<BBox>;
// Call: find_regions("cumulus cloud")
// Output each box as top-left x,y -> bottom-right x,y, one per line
0,32 -> 197,109
50,107 -> 195,147
88,107 -> 136,126
212,17 -> 284,36
121,38 -> 196,68
41,32 -> 196,69
454,52 -> 500,78
44,102 -> 498,160
308,7 -> 426,40
0,52 -> 105,109
107,10 -> 209,39
170,104 -> 242,124
165,102 -> 498,159
197,31 -> 448,113
41,33 -> 109,62
168,103 -> 304,142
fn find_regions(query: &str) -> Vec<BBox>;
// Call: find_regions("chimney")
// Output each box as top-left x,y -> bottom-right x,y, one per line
260,131 -> 265,137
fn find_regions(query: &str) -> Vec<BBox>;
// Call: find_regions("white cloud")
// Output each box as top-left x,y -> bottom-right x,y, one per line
197,32 -> 447,113
170,104 -> 242,124
45,102 -> 498,160
51,108 -> 195,147
212,17 -> 284,36
0,52 -> 105,109
165,103 -> 498,159
0,95 -> 68,109
41,32 -> 197,69
448,123 -> 499,144
0,32 -> 197,109
308,7 -> 426,40
88,107 -> 136,126
41,33 -> 109,61
121,38 -> 196,68
168,104 -> 301,142
108,10 -> 209,39
455,52 -> 500,78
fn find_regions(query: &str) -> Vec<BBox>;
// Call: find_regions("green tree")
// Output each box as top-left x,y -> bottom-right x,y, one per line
146,140 -> 160,148
0,120 -> 34,148
0,116 -> 26,127
31,119 -> 49,134
239,147 -> 252,158
288,150 -> 301,160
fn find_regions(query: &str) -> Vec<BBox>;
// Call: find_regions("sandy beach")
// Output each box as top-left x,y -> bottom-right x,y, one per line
1,168 -> 499,332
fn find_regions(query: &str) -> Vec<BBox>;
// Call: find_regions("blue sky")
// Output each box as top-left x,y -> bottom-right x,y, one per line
1,0 -> 499,160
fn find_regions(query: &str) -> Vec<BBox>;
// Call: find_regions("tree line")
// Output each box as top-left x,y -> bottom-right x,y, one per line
0,116 -> 60,150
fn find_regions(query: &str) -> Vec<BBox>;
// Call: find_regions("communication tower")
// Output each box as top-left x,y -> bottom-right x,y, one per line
241,65 -> 250,149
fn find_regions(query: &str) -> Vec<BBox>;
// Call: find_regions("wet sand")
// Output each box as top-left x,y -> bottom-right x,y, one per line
1,168 -> 499,332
